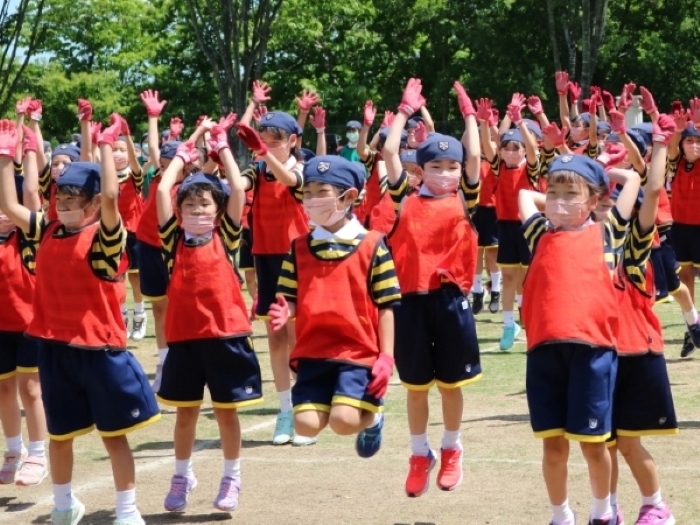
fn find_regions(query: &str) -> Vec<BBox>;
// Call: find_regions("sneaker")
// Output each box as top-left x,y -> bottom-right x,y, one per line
272,412 -> 294,445
635,503 -> 675,524
405,450 -> 437,497
612,503 -> 624,525
164,474 -> 197,512
355,413 -> 384,458
437,447 -> 463,491
15,455 -> 47,486
291,435 -> 317,447
471,292 -> 484,315
113,512 -> 146,525
0,449 -> 27,484
549,515 -> 576,525
499,323 -> 521,351
123,313 -> 131,339
213,476 -> 241,511
588,519 -> 612,525
152,364 -> 163,393
131,312 -> 147,341
51,498 -> 86,525
250,294 -> 258,321
681,331 -> 695,358
489,291 -> 500,313
687,319 -> 700,348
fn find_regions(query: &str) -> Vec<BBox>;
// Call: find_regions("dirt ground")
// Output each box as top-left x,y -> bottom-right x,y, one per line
1,292 -> 699,524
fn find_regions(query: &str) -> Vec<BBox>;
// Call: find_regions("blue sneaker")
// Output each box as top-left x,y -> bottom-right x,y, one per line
355,413 -> 384,458
499,323 -> 521,351
272,411 -> 294,445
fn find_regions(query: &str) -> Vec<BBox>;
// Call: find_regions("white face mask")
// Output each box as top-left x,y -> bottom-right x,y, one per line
182,214 -> 216,236
571,126 -> 588,142
113,151 -> 128,169
545,198 -> 590,229
303,193 -> 348,227
422,170 -> 460,196
683,142 -> 700,163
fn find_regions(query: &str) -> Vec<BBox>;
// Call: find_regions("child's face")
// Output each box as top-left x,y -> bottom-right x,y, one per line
546,179 -> 596,228
51,155 -> 71,182
570,122 -> 588,142
422,159 -> 461,176
302,181 -> 354,204
180,190 -> 218,218
682,136 -> 700,162
260,130 -> 296,163
113,140 -> 129,170
500,142 -> 525,166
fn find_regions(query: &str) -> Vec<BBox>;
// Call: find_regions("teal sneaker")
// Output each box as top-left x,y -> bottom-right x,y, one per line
51,498 -> 86,525
272,411 -> 294,445
355,413 -> 384,458
499,323 -> 521,351
113,512 -> 145,525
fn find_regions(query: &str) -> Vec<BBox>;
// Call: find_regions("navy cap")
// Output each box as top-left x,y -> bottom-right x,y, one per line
346,120 -> 362,130
43,140 -> 51,152
416,133 -> 464,166
160,141 -> 183,160
548,154 -> 609,188
607,130 -> 646,157
299,147 -> 316,161
56,162 -> 101,194
400,149 -> 418,164
378,128 -> 408,144
406,117 -> 425,129
576,112 -> 592,126
611,183 -> 644,210
597,121 -> 611,134
303,155 -> 365,193
523,119 -> 543,140
141,132 -> 149,142
178,172 -> 231,197
500,129 -> 525,145
53,144 -> 80,162
681,124 -> 700,141
160,130 -> 169,139
259,111 -> 303,136
630,123 -> 653,147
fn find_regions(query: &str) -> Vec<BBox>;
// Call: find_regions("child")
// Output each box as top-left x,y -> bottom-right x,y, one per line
339,120 -> 363,162
156,132 -> 263,513
518,153 -> 641,525
385,79 -> 482,497
0,118 -> 160,524
0,125 -> 47,487
269,155 -> 399,457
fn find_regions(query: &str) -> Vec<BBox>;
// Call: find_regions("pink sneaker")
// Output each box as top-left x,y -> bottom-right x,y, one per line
15,456 -> 47,486
164,474 -> 197,512
213,476 -> 240,511
635,503 -> 675,524
0,449 -> 27,484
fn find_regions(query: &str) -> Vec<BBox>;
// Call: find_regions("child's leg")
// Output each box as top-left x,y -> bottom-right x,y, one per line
543,436 -> 570,505
244,269 -> 257,300
295,410 -> 330,438
17,372 -> 46,445
609,445 -> 619,513
580,442 -> 612,498
102,436 -> 136,491
213,407 -> 244,511
486,247 -> 499,276
500,266 -> 518,316
128,272 -> 144,304
0,375 -> 22,449
266,321 -> 292,401
437,385 -> 462,444
49,438 -> 74,484
174,406 -> 200,461
407,389 -> 430,453
328,406 -> 374,436
151,297 -> 168,351
616,436 -> 659,498
678,264 -> 695,302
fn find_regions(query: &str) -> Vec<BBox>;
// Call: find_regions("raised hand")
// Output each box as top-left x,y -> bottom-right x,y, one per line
640,86 -> 658,115
507,103 -> 523,125
295,90 -> 320,113
174,140 -> 200,164
0,120 -> 18,157
170,117 -> 184,139
381,110 -> 395,129
207,125 -> 230,154
489,108 -> 500,128
97,119 -> 121,147
398,78 -> 426,116
688,98 -> 700,126
415,121 -> 427,143
77,99 -> 93,122
672,109 -> 689,131
454,81 -> 476,118
555,71 -> 570,95
140,89 -> 167,117
90,122 -> 103,145
237,123 -> 268,156
15,97 -> 31,116
22,125 -> 37,155
252,105 -> 268,124
652,114 -> 677,145
309,106 -> 326,132
27,99 -> 43,122
618,82 -> 636,112
527,95 -> 544,116
364,101 -> 377,126
602,90 -> 616,112
218,112 -> 238,131
476,98 -> 493,123
608,110 -> 626,135
568,81 -> 581,104
541,122 -> 567,149
252,80 -> 272,105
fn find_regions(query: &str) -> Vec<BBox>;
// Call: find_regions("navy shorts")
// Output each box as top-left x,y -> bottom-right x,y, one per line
394,285 -> 482,390
651,228 -> 681,301
497,220 -> 531,266
126,231 -> 139,272
158,336 -> 263,409
526,343 -> 617,442
614,353 -> 678,437
38,341 -> 160,440
671,222 -> 700,266
239,228 -> 254,271
254,254 -> 286,318
0,331 -> 40,379
473,205 -> 498,248
292,359 -> 383,414
136,240 -> 169,300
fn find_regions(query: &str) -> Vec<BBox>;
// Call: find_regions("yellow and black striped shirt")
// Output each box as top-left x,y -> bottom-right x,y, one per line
38,163 -> 52,200
539,148 -> 557,180
621,217 -> 655,292
388,169 -> 480,216
240,160 -> 304,203
0,228 -> 39,274
117,167 -> 144,192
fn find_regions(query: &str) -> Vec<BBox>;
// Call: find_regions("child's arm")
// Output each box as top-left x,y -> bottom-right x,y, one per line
638,115 -> 676,232
384,109 -> 407,187
21,125 -> 41,213
609,110 -> 645,176
309,107 -> 327,156
14,98 -> 29,165
509,100 -> 538,167
236,123 -> 299,187
606,166 -> 641,222
588,93 -> 600,150
420,106 -> 436,133
527,95 -> 550,128
358,101 -> 376,162
119,117 -> 142,177
211,126 -> 244,227
97,120 -> 123,232
0,121 -> 32,232
453,82 -> 480,185
555,72 -> 572,130
156,142 -> 198,227
77,99 -> 93,161
518,189 -> 546,224
295,90 -> 319,146
139,90 -> 167,167
241,81 -> 271,126
26,100 -> 47,175
477,99 -> 496,163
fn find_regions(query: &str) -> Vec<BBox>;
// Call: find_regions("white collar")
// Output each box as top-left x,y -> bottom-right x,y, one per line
312,217 -> 365,240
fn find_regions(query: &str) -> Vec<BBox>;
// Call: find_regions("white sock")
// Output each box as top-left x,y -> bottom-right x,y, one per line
410,433 -> 430,457
642,489 -> 663,508
223,458 -> 241,479
472,275 -> 484,294
590,494 -> 612,520
371,412 -> 382,427
115,488 -> 137,520
5,435 -> 23,454
28,440 -> 45,458
277,389 -> 292,413
551,499 -> 575,524
491,271 -> 502,292
157,347 -> 168,365
503,311 -> 514,327
52,482 -> 73,511
134,302 -> 145,315
610,492 -> 618,506
121,303 -> 128,316
441,429 -> 462,450
175,458 -> 193,478
516,294 -> 523,308
683,307 -> 698,326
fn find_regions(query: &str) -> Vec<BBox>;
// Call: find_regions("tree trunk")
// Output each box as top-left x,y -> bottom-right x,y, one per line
546,0 -> 561,72
580,0 -> 592,98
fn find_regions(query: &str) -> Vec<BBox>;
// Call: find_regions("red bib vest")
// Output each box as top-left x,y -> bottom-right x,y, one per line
478,160 -> 496,207
368,192 -> 397,235
656,187 -> 672,225
48,184 -> 58,221
0,232 -> 35,332
355,157 -> 383,225
495,162 -> 535,221
118,174 -> 143,233
671,161 -> 700,225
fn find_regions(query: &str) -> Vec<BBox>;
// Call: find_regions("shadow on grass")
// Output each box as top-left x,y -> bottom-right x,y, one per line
0,496 -> 35,512
32,509 -> 114,523
665,358 -> 694,364
506,389 -> 527,397
678,421 -> 700,429
239,407 -> 279,416
142,512 -> 232,523
429,413 -> 529,426
394,522 -> 437,525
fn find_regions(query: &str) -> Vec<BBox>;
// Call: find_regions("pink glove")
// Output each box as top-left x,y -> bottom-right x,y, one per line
453,81 -> 476,118
555,71 -> 569,95
22,125 -> 37,155
671,101 -> 684,114
608,110 -> 626,135
367,353 -> 394,399
618,82 -> 636,111
218,112 -> 237,131
640,87 -> 657,115
602,91 -> 616,111
673,109 -> 689,131
542,122 -> 567,149
0,120 -> 18,157
207,125 -> 230,154
590,86 -> 603,104
27,99 -> 42,121
652,114 -> 677,146
309,106 -> 326,132
568,81 -> 581,104
510,93 -> 525,108
15,97 -> 31,116
140,89 -> 167,117
77,99 -> 93,122
527,95 -> 544,116
489,108 -> 500,128
170,117 -> 184,139
689,98 -> 700,126
252,80 -> 272,104
364,101 -> 377,127
381,110 -> 395,129
237,123 -> 268,156
195,115 -> 207,128
598,142 -> 627,169
119,115 -> 131,137
415,121 -> 427,143
268,295 -> 289,332
507,103 -> 523,125
97,120 -> 121,148
398,78 -> 426,117
581,99 -> 592,113
252,105 -> 268,124
174,140 -> 199,164
588,92 -> 600,111
90,122 -> 102,145
295,90 -> 320,113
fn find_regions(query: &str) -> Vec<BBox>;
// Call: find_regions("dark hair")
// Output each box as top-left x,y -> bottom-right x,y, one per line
259,126 -> 303,161
548,170 -> 608,198
56,184 -> 95,201
572,115 -> 590,128
176,182 -> 227,213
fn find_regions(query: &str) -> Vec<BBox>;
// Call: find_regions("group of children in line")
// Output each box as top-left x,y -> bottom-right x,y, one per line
0,71 -> 696,525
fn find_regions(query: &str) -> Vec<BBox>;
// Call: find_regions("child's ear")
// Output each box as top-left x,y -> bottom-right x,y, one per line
91,195 -> 102,211
412,165 -> 423,179
289,134 -> 298,149
344,188 -> 359,204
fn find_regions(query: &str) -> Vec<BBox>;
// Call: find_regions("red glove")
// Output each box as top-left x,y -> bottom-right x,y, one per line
568,81 -> 581,104
175,140 -> 199,164
476,98 -> 493,123
140,89 -> 167,117
237,123 -> 268,156
15,97 -> 31,116
364,101 -> 377,127
252,80 -> 272,104
489,109 -> 500,128
652,114 -> 677,146
590,86 -> 603,104
268,295 -> 289,332
381,110 -> 395,129
618,82 -> 636,111
169,117 -> 184,139
27,99 -> 42,121
608,110 -> 626,135
207,125 -> 230,154
218,112 -> 237,131
598,142 -> 627,169
97,120 -> 121,148
581,99 -> 592,113
77,99 -> 93,122
602,91 -> 616,111
527,95 -> 544,116
0,120 -> 18,157
22,125 -> 37,155
195,115 -> 207,128
555,71 -> 569,95
673,109 -> 689,131
507,103 -> 523,125
367,353 -> 394,399
588,92 -> 600,111
309,106 -> 326,132
542,123 -> 567,149
295,90 -> 320,113
453,81 -> 476,118
689,98 -> 700,126
119,115 -> 130,137
90,122 -> 102,145
640,87 -> 657,115
252,105 -> 268,124
671,101 -> 684,114
415,121 -> 427,143
398,78 -> 426,117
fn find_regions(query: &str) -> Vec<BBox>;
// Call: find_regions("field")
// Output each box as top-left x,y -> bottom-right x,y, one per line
2,289 -> 700,525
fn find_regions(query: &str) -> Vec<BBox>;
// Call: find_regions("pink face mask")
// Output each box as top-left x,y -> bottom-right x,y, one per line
683,142 -> 700,163
501,150 -> 524,167
545,198 -> 590,229
571,126 -> 588,142
303,193 -> 348,227
113,152 -> 129,169
182,214 -> 216,236
422,170 -> 460,196
57,201 -> 95,231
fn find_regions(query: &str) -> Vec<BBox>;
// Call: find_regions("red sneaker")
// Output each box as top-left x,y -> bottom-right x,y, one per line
437,448 -> 463,491
404,450 -> 436,497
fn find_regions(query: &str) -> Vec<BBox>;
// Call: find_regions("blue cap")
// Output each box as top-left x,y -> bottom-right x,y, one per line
681,124 -> 700,141
160,130 -> 169,139
53,144 -> 80,162
576,112 -> 592,126
597,121 -> 611,134
630,123 -> 653,147
610,184 -> 644,210
548,154 -> 609,188
346,120 -> 362,130
416,133 -> 464,166
523,119 -> 543,140
43,140 -> 51,152
160,141 -> 183,160
259,111 -> 303,136
299,147 -> 316,161
178,172 -> 231,197
378,128 -> 408,144
303,155 -> 365,193
56,162 -> 101,194
400,149 -> 418,164
607,130 -> 646,157
500,128 -> 525,145
407,117 -> 424,129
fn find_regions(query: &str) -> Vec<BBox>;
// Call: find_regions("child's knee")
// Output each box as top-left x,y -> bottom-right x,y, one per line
294,411 -> 326,437
175,406 -> 200,426
328,407 -> 363,435
616,436 -> 642,458
17,374 -> 41,401
579,441 -> 607,460
543,437 -> 568,463
437,385 -> 462,399
0,377 -> 16,399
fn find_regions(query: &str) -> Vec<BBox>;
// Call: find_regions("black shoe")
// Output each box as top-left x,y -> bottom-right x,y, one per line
472,292 -> 484,314
488,292 -> 500,313
682,330 -> 697,358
